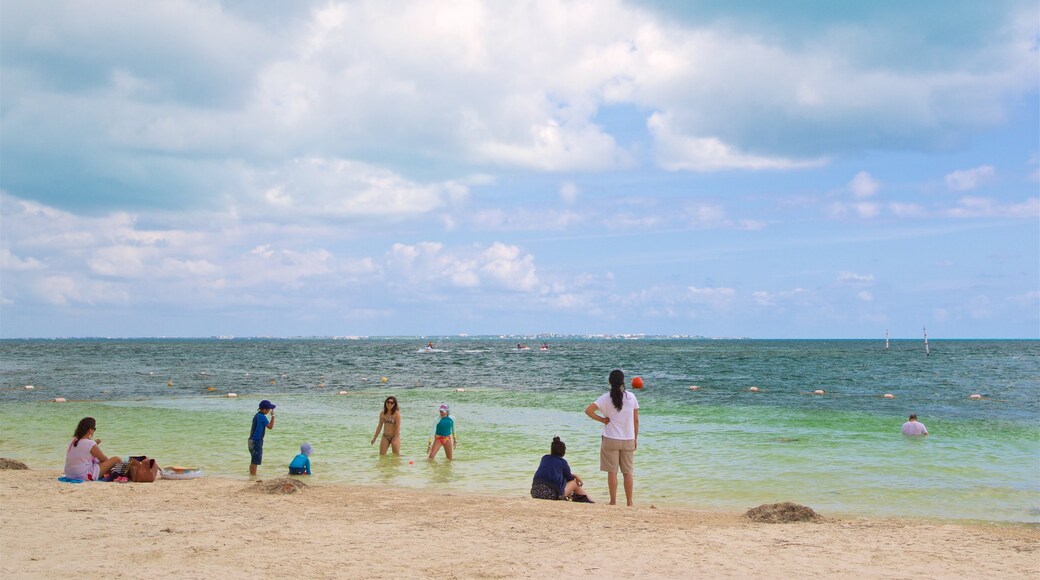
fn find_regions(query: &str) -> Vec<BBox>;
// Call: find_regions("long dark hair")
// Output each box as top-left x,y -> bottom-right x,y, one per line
550,436 -> 566,457
72,417 -> 96,447
382,396 -> 399,416
608,369 -> 625,411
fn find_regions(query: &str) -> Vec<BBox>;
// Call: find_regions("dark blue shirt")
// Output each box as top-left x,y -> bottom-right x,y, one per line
250,412 -> 269,441
532,454 -> 574,495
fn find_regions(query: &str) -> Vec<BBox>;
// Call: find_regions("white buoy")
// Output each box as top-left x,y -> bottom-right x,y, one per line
24,385 -> 34,390
969,394 -> 982,400
337,390 -> 349,395
883,393 -> 895,399
813,389 -> 825,395
226,393 -> 238,398
688,385 -> 700,391
53,397 -> 66,403
749,386 -> 760,392
454,388 -> 465,393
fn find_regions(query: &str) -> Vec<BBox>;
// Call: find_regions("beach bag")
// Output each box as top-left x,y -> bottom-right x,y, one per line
127,456 -> 159,483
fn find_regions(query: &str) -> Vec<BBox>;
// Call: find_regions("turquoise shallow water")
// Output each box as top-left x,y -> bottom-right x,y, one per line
1,338 -> 1037,522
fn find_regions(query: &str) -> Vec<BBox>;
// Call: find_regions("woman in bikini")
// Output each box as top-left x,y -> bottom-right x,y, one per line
371,396 -> 402,455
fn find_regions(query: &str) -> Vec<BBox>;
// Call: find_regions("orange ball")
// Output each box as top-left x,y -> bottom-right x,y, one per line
632,377 -> 644,389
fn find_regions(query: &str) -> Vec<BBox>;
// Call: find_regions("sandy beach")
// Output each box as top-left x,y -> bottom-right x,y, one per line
1,468 -> 1037,579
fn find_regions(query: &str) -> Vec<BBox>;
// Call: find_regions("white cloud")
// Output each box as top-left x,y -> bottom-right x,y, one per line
888,202 -> 929,218
945,196 -> 1039,218
1,248 -> 43,271
479,242 -> 539,292
848,171 -> 880,198
247,158 -> 465,220
838,272 -> 875,285
385,241 -> 539,293
945,165 -> 995,191
33,275 -> 129,306
857,290 -> 874,302
559,182 -> 581,204
648,112 -> 826,171
686,286 -> 736,310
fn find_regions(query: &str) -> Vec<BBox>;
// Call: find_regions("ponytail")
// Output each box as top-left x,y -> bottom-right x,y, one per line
72,417 -> 95,447
608,369 -> 625,411
550,436 -> 566,457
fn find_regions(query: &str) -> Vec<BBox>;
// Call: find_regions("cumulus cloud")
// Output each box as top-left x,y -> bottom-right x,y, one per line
848,171 -> 880,198
559,182 -> 581,204
1,248 -> 43,271
838,272 -> 875,285
243,157 -> 468,221
686,286 -> 736,310
648,113 -> 826,171
385,241 -> 539,293
944,196 -> 1039,218
945,165 -> 996,191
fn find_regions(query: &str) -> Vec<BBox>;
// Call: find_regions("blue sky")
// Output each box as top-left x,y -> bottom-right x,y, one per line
1,0 -> 1037,338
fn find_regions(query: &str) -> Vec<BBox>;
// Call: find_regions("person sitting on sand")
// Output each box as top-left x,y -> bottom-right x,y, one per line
64,417 -> 122,481
427,403 -> 456,460
531,436 -> 593,503
289,443 -> 313,475
901,414 -> 928,436
371,396 -> 402,455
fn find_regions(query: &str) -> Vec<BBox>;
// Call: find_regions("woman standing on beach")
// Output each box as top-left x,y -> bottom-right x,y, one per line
371,396 -> 402,455
64,417 -> 122,481
584,369 -> 639,506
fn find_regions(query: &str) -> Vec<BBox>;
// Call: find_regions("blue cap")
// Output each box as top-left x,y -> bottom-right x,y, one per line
300,443 -> 313,456
259,399 -> 276,410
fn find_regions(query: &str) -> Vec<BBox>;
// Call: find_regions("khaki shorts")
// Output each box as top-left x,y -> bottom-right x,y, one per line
600,436 -> 635,474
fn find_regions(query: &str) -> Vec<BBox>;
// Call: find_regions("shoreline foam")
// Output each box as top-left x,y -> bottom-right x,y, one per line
2,469 -> 1037,578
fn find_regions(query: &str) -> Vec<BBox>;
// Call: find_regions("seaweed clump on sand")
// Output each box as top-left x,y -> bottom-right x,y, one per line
251,477 -> 308,495
744,502 -> 823,523
0,458 -> 29,470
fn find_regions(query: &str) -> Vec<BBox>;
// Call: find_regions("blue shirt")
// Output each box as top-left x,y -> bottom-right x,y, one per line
532,454 -> 574,495
288,453 -> 311,475
250,412 -> 269,441
434,415 -> 454,437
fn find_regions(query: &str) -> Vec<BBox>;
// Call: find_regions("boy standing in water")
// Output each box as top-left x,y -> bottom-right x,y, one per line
248,399 -> 276,475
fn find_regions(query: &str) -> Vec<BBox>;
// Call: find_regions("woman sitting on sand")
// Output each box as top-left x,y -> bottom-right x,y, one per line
371,396 -> 402,455
64,417 -> 122,481
531,436 -> 593,503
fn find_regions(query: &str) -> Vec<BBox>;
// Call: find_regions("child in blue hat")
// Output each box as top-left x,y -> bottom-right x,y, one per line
248,400 -> 275,476
289,443 -> 313,475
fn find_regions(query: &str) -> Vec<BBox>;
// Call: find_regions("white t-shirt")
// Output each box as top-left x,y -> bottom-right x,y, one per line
594,390 -> 639,440
901,421 -> 928,436
64,438 -> 100,480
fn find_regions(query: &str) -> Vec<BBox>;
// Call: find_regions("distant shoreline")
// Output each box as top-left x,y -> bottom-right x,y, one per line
3,336 -> 1038,341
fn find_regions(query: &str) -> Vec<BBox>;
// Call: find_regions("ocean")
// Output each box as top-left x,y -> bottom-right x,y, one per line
1,338 -> 1037,523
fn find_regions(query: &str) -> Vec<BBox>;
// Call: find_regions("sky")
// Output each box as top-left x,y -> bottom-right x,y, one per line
1,0 -> 1038,339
